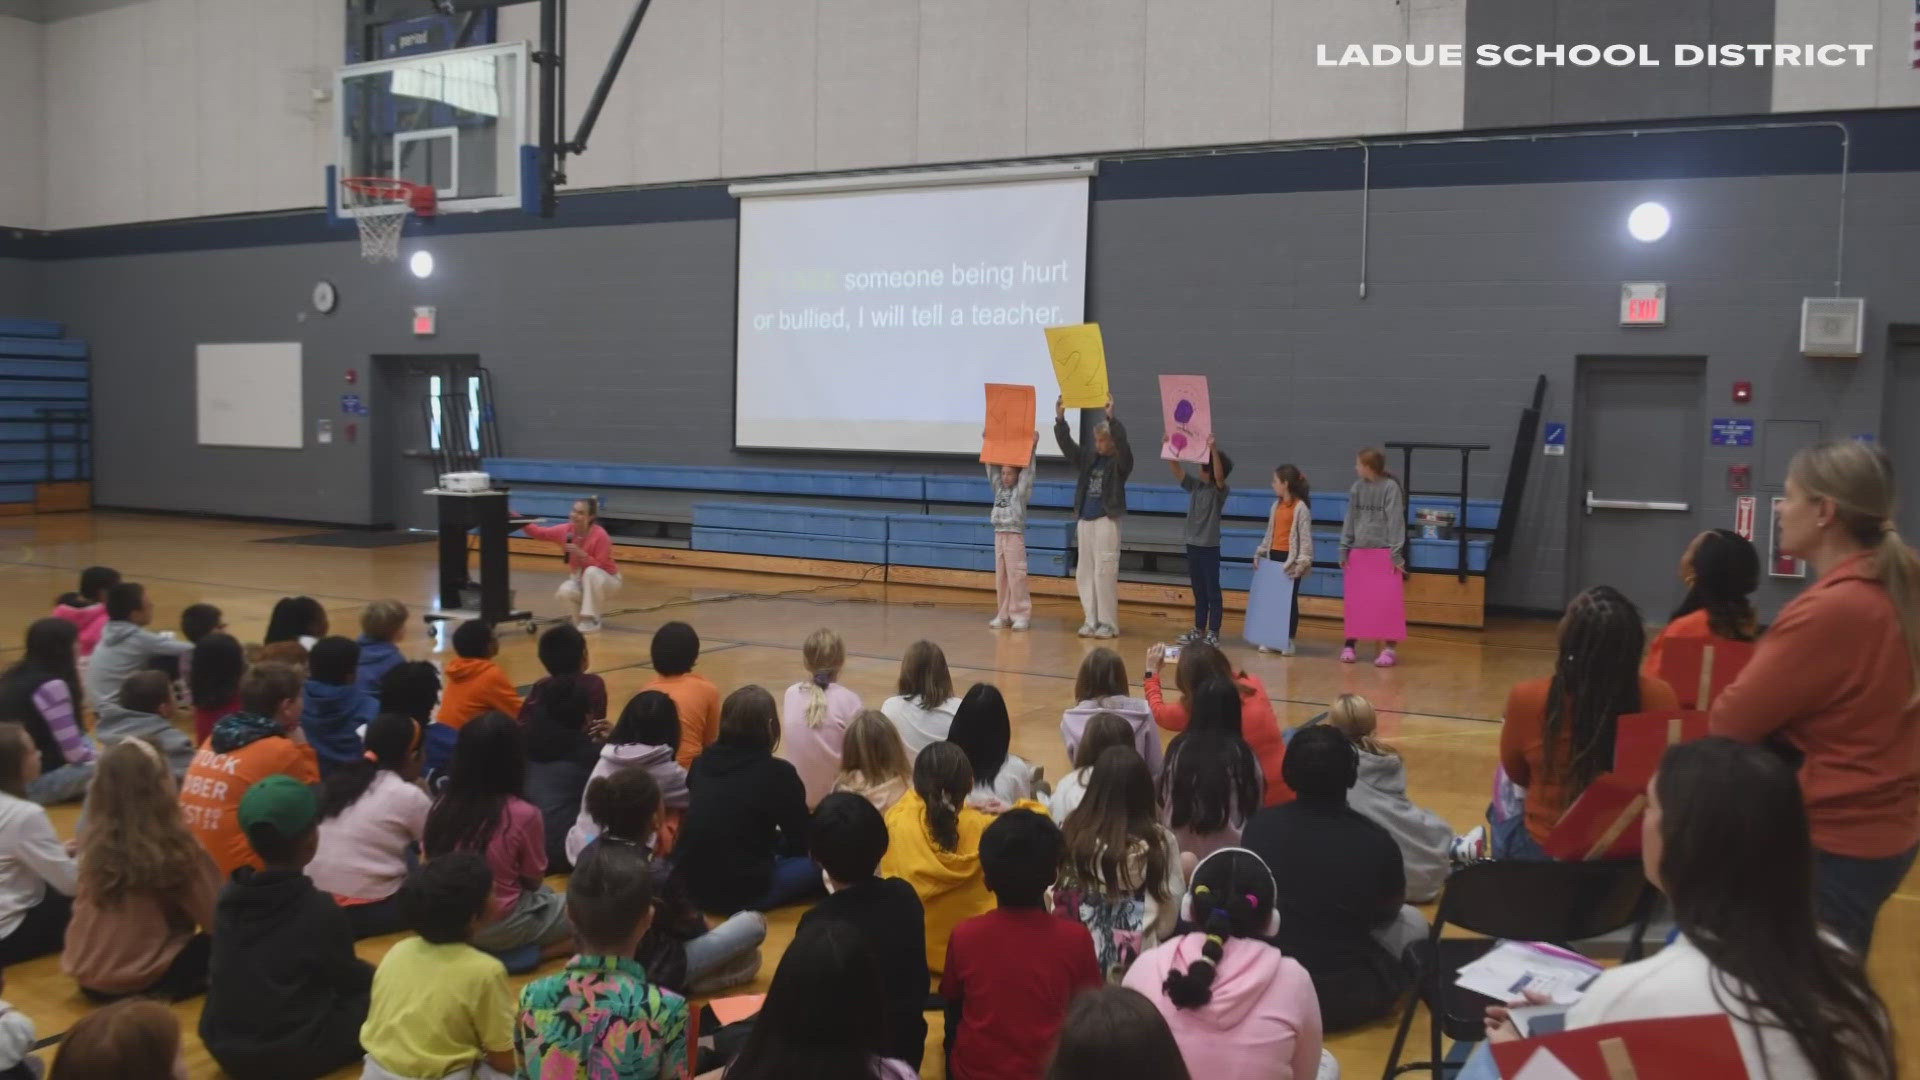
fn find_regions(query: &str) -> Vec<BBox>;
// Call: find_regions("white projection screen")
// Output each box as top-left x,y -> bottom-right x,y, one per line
734,175 -> 1089,455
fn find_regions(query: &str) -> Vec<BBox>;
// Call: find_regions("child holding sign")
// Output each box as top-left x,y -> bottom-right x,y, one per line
1341,448 -> 1407,667
987,433 -> 1041,631
1167,435 -> 1231,646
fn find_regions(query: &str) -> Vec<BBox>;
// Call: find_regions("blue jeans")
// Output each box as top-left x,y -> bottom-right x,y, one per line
1814,844 -> 1918,953
748,856 -> 824,911
1187,545 -> 1222,633
28,761 -> 94,805
1490,804 -> 1552,861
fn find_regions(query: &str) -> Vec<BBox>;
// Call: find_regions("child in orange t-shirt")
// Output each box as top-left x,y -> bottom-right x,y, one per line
1643,528 -> 1760,683
180,663 -> 321,878
641,622 -> 720,769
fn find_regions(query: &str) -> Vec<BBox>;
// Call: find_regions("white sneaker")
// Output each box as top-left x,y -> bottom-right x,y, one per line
1011,620 -> 1030,631
1281,643 -> 1296,657
988,617 -> 1010,629
575,616 -> 602,633
1093,624 -> 1119,639
1076,623 -> 1097,637
1256,645 -> 1273,654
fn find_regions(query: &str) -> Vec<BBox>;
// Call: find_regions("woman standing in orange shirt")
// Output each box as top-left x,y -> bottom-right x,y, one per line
1711,441 -> 1920,951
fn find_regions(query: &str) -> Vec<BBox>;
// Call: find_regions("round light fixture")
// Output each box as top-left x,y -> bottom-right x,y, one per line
1627,202 -> 1670,242
409,250 -> 435,278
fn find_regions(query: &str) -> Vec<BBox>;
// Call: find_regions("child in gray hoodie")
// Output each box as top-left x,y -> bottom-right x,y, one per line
986,432 -> 1041,631
1322,694 -> 1482,901
92,670 -> 195,779
84,583 -> 193,709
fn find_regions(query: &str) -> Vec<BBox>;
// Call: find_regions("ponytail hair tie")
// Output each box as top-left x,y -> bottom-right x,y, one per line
1193,885 -> 1212,899
812,669 -> 833,689
363,750 -> 379,763
1246,893 -> 1259,909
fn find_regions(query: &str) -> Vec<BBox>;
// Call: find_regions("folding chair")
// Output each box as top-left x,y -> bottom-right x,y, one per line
1650,638 -> 1757,710
1381,860 -> 1656,1079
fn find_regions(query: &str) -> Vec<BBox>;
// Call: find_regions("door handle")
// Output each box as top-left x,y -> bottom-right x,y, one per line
402,449 -> 435,460
1586,491 -> 1690,514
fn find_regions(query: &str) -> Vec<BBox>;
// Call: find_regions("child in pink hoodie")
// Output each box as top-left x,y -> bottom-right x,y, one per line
50,566 -> 119,660
1122,847 -> 1331,1080
565,690 -> 690,863
780,629 -> 862,808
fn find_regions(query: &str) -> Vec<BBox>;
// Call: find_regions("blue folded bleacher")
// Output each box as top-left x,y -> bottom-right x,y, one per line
0,319 -> 92,509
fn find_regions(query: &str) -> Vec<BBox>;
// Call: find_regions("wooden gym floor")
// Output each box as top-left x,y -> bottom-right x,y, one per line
0,511 -> 1911,1078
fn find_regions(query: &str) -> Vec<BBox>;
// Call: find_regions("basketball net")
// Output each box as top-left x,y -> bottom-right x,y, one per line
340,178 -> 435,263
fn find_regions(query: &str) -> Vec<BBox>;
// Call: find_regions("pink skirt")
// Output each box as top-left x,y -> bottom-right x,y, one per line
1343,548 -> 1408,641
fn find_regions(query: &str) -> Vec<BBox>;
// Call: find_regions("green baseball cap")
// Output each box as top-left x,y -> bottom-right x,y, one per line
237,774 -> 318,840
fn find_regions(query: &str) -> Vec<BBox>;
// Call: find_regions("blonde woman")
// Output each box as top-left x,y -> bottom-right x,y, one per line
1711,439 -> 1920,951
64,738 -> 223,999
782,629 -> 863,807
1321,694 -> 1467,902
833,710 -> 912,813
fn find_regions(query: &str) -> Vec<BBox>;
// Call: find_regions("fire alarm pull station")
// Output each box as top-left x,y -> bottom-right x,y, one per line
1732,381 -> 1752,404
1728,464 -> 1751,493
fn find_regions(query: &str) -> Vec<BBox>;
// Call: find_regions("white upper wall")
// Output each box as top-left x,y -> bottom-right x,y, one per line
0,15 -> 44,229
505,0 -> 1470,192
1772,0 -> 1920,111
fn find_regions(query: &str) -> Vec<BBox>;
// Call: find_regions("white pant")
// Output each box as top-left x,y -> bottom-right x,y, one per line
556,565 -> 621,620
1075,516 -> 1121,630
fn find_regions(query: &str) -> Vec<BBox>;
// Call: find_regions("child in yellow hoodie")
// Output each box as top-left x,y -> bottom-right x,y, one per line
881,741 -> 1046,975
427,621 -> 525,777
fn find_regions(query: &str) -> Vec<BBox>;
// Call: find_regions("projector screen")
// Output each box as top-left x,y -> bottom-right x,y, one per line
734,176 -> 1089,455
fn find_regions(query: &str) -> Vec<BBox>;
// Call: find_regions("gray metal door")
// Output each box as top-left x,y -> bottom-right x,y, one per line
1886,331 -> 1920,542
1571,358 -> 1706,621
372,355 -> 480,532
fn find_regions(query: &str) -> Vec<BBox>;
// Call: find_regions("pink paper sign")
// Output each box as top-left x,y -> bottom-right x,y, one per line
1159,374 -> 1212,462
1343,548 -> 1408,641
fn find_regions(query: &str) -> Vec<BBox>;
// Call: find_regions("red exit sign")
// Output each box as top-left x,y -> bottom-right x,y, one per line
1620,282 -> 1667,326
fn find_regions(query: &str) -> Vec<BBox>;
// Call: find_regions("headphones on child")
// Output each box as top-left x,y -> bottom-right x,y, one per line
1180,847 -> 1282,938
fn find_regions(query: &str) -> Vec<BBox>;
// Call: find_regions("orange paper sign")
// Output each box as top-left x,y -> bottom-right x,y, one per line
982,384 -> 1037,467
707,993 -> 767,1027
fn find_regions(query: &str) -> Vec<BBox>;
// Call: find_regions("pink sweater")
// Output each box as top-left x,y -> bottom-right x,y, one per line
306,771 -> 431,904
1122,935 -> 1323,1080
781,681 -> 862,808
521,521 -> 618,576
51,603 -> 110,659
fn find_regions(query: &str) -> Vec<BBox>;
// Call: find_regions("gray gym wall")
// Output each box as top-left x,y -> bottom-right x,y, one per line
33,166 -> 1917,615
0,258 -> 34,311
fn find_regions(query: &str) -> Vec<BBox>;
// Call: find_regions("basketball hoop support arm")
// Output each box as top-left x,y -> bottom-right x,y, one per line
531,0 -> 655,215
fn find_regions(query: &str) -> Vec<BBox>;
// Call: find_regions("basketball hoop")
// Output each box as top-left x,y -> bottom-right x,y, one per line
340,178 -> 436,263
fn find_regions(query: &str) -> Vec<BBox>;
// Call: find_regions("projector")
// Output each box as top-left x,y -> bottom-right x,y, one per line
440,471 -> 493,493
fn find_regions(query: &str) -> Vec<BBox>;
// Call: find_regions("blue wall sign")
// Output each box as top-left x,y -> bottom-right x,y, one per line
1543,422 -> 1567,456
1710,418 -> 1754,446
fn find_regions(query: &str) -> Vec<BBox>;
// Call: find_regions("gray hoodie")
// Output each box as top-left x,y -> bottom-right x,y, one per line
1340,476 -> 1406,567
92,703 -> 196,779
1348,749 -> 1454,903
83,622 -> 193,708
986,447 -> 1038,532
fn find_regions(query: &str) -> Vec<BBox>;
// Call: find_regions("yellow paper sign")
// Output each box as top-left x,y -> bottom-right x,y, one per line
1045,323 -> 1110,409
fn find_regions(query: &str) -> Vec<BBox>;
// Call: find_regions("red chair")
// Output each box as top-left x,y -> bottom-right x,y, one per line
1650,638 -> 1756,710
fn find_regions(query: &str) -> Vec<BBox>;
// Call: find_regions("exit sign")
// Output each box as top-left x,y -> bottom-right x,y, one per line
1620,282 -> 1667,326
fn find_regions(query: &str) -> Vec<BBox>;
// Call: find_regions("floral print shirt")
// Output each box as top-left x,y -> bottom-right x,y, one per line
516,955 -> 688,1080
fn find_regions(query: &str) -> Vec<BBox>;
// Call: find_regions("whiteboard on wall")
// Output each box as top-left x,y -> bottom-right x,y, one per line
197,343 -> 303,449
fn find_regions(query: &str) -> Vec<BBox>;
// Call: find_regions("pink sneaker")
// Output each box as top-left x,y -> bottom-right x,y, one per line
1339,646 -> 1357,664
1374,648 -> 1398,668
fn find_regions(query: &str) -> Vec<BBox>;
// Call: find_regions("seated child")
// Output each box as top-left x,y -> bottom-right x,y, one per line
641,622 -> 719,768
359,853 -> 516,1080
430,621 -> 524,777
177,602 -> 224,701
1122,848 -> 1327,1080
719,921 -> 915,1080
187,632 -> 246,743
1047,986 -> 1193,1080
942,809 -> 1102,1080
1060,648 -> 1162,779
301,636 -> 377,776
45,998 -> 186,1080
798,792 -> 930,1071
355,600 -> 410,698
200,775 -> 374,1080
423,712 -> 573,958
831,709 -> 912,814
0,722 -> 78,966
307,713 -> 431,939
0,970 -> 35,1080
880,640 -> 962,755
180,663 -> 321,879
264,596 -> 329,649
780,628 -> 862,807
950,683 -> 1041,810
880,741 -> 996,975
520,622 -> 608,725
64,739 -> 221,1001
582,768 -> 765,995
523,679 -> 599,871
50,565 -> 120,661
85,582 -> 193,708
677,686 -> 818,914
1321,693 -> 1476,902
1048,712 -> 1134,823
92,669 -> 195,779
566,690 -> 689,864
518,841 -> 689,1079
1052,746 -> 1184,983
2,619 -> 96,805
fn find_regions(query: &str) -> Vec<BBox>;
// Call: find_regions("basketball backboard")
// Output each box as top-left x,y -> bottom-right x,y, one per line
330,41 -> 533,219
